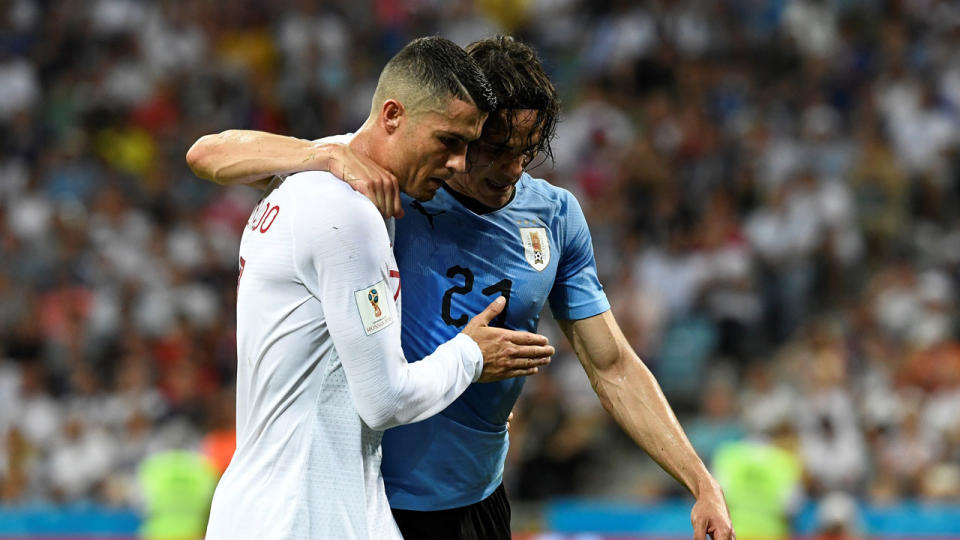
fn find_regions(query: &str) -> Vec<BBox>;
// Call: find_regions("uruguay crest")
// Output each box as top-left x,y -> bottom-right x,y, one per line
519,227 -> 550,271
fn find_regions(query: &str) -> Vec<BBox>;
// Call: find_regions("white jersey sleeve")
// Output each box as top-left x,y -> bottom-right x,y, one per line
291,172 -> 483,430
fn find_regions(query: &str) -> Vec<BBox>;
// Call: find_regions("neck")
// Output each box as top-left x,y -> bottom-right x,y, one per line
349,121 -> 377,162
442,181 -> 515,215
447,176 -> 516,210
349,122 -> 407,194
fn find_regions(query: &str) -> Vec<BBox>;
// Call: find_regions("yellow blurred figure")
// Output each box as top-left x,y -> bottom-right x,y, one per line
96,127 -> 156,178
476,0 -> 531,32
138,450 -> 219,540
713,439 -> 803,540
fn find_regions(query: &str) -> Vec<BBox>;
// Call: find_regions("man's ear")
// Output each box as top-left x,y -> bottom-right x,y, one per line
381,99 -> 405,135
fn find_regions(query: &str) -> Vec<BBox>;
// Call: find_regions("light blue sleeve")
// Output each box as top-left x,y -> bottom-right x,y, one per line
548,190 -> 610,321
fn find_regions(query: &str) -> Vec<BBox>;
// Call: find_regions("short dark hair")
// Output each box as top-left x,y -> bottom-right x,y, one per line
373,36 -> 497,116
465,36 -> 560,163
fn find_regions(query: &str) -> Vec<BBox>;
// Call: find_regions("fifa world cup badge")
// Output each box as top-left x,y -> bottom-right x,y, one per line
355,280 -> 394,335
519,227 -> 550,271
368,289 -> 382,317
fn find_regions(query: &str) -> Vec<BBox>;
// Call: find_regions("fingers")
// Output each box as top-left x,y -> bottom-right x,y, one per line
350,166 -> 387,218
693,515 -> 734,540
491,366 -> 543,381
351,179 -> 387,218
704,522 -> 734,540
713,521 -> 735,540
691,510 -> 707,540
501,329 -> 549,346
505,367 -> 541,377
467,296 -> 506,327
508,345 -> 554,360
354,177 -> 390,218
691,486 -> 733,540
501,353 -> 550,372
510,357 -> 550,372
347,173 -> 387,217
693,519 -> 706,540
346,175 -> 374,199
331,146 -> 400,218
369,167 -> 400,219
388,172 -> 403,218
374,184 -> 388,218
504,358 -> 550,377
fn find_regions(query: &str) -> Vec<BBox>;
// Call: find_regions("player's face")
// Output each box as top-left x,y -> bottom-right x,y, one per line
451,109 -> 541,208
394,98 -> 487,201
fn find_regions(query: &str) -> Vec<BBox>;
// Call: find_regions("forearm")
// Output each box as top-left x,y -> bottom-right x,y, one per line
359,334 -> 482,430
307,192 -> 482,431
591,349 -> 715,497
561,312 -> 718,498
185,129 -> 329,185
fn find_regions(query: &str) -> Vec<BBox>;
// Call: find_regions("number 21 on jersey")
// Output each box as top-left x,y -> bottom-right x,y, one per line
441,265 -> 512,328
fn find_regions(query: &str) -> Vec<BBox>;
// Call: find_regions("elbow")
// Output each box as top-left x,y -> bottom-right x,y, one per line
355,397 -> 402,431
185,136 -> 208,176
590,345 -> 629,376
185,132 -> 230,184
365,418 -> 396,432
590,350 -> 633,400
358,408 -> 398,432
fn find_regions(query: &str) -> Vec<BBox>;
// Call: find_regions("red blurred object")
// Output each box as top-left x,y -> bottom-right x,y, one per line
202,428 -> 236,475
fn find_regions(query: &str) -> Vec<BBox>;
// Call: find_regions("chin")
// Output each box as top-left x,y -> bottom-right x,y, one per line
413,188 -> 438,202
478,189 -> 511,206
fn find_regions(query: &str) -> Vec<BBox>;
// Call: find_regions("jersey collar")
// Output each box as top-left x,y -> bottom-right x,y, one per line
440,174 -> 525,216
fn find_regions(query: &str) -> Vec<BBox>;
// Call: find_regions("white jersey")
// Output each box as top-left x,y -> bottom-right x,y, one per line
205,164 -> 483,539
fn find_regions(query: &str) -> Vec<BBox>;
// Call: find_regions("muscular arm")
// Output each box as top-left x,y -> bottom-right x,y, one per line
558,310 -> 733,540
185,129 -> 403,216
185,130 -> 328,188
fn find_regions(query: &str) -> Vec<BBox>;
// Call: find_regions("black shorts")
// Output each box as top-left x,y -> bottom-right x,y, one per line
391,484 -> 511,540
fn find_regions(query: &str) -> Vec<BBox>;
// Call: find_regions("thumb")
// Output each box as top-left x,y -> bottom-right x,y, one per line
392,192 -> 405,219
471,296 -> 506,327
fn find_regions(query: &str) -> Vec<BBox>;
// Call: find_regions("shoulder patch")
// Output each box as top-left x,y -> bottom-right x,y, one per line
355,280 -> 394,335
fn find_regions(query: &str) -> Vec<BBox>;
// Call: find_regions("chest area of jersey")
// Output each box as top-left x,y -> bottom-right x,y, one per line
395,206 -> 560,330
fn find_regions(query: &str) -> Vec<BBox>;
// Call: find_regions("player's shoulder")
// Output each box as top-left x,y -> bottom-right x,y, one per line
518,174 -> 583,216
311,133 -> 353,146
282,170 -> 346,194
280,171 -> 381,227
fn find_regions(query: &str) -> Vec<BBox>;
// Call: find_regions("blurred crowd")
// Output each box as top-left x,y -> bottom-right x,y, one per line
1,0 -> 959,528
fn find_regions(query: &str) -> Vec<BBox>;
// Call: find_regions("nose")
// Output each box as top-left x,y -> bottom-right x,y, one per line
503,154 -> 525,178
445,149 -> 468,174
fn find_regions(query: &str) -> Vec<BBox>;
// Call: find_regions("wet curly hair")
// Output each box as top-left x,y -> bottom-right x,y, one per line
465,36 -> 560,165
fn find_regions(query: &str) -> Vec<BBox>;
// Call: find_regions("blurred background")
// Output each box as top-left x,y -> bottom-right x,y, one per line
1,0 -> 960,538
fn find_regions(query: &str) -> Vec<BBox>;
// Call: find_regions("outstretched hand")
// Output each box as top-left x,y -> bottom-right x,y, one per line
691,480 -> 735,540
320,142 -> 404,219
462,297 -> 554,382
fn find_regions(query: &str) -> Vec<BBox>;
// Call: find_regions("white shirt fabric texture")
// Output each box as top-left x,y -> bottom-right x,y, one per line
205,146 -> 483,539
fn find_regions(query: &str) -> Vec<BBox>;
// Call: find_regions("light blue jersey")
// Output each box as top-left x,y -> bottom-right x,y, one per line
381,173 -> 610,511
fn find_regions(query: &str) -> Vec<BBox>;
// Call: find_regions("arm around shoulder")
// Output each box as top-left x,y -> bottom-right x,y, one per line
185,129 -> 321,186
186,129 -> 403,217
